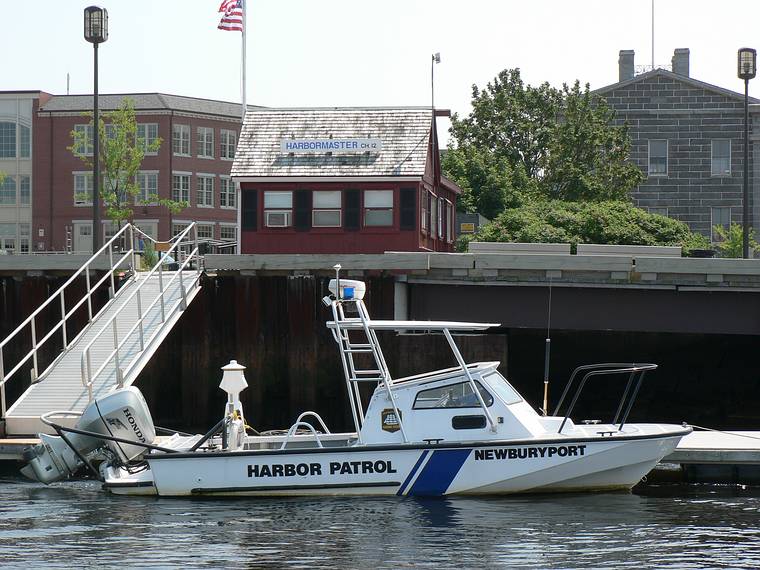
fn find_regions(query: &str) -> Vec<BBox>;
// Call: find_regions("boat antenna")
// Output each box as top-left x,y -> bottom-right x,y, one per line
542,276 -> 553,415
333,264 -> 342,299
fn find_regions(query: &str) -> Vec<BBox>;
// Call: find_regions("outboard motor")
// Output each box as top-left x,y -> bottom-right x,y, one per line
22,386 -> 156,484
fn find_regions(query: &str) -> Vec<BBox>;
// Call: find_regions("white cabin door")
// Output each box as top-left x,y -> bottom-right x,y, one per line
73,222 -> 93,253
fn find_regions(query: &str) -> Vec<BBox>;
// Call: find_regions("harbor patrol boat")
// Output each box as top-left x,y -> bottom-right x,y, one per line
22,271 -> 690,497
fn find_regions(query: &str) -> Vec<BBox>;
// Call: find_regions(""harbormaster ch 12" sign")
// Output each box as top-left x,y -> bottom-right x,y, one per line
280,138 -> 383,154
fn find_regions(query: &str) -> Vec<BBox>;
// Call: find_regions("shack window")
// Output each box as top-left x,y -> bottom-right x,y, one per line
264,191 -> 293,227
648,140 -> 668,176
364,190 -> 393,227
313,191 -> 342,227
413,380 -> 493,409
711,140 -> 731,176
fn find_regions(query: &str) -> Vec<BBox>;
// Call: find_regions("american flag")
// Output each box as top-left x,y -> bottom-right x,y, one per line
218,0 -> 244,32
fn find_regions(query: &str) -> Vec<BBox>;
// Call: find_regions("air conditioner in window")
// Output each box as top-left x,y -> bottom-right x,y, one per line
266,211 -> 291,227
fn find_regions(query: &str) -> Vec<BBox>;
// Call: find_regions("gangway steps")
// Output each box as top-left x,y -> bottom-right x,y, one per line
5,271 -> 199,434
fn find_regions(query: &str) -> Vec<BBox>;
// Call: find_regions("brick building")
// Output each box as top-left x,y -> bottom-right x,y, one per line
1,91 -> 247,253
232,107 -> 461,254
595,49 -> 760,240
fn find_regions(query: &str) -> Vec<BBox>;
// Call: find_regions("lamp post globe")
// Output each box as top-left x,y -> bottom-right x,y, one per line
84,7 -> 108,254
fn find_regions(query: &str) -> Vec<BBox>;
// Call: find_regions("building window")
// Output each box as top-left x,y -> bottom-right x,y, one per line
172,173 -> 190,203
648,140 -> 667,176
649,207 -> 668,217
197,175 -> 214,207
711,140 -> 731,176
19,175 -> 30,206
103,221 -> 119,242
313,190 -> 341,227
264,191 -> 293,227
220,225 -> 237,242
137,123 -> 159,154
19,223 -> 30,253
197,224 -> 214,239
172,124 -> 190,156
220,176 -> 235,208
364,190 -> 393,227
421,192 -> 428,232
430,194 -> 437,237
0,122 -> 16,158
73,124 -> 94,156
197,127 -> 214,158
73,173 -> 94,206
711,207 -> 731,242
0,176 -> 16,205
0,223 -> 17,252
437,197 -> 444,239
446,201 -> 453,242
135,172 -> 158,204
172,223 -> 189,237
221,129 -> 236,160
19,123 -> 30,158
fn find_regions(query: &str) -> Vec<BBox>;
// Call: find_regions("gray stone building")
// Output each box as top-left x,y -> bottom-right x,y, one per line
594,49 -> 760,240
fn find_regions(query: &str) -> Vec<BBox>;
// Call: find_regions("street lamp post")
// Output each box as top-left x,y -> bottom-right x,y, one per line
84,6 -> 108,254
738,47 -> 756,259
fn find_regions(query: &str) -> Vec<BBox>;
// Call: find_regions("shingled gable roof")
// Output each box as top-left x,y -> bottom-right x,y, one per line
38,92 -> 259,118
231,107 -> 435,179
593,68 -> 760,104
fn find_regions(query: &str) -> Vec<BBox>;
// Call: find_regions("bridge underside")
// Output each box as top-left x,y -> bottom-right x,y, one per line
409,283 -> 760,336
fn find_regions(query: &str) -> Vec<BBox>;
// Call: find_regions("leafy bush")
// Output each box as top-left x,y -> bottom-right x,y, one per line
713,223 -> 760,258
467,200 -> 710,255
141,241 -> 158,269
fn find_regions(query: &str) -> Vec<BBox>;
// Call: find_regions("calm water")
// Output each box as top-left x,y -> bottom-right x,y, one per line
1,469 -> 759,569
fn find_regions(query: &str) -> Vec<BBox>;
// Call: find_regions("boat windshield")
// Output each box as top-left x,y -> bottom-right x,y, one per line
413,380 -> 493,409
482,371 -> 523,405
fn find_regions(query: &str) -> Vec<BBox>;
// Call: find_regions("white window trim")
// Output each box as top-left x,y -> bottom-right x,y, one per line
172,124 -> 191,157
648,139 -> 668,177
73,124 -> 94,156
219,175 -> 236,209
137,123 -> 159,156
73,170 -> 93,207
220,129 -> 236,161
135,170 -> 159,205
711,139 -> 731,177
172,172 -> 192,203
197,127 -> 214,159
196,173 -> 215,208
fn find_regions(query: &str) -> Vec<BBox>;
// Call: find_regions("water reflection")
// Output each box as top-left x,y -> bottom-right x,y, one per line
1,475 -> 760,569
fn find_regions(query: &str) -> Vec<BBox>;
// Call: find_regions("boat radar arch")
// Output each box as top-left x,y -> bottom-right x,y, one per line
328,278 -> 365,300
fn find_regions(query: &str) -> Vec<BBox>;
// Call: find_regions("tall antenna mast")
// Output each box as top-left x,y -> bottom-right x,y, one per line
651,0 -> 655,69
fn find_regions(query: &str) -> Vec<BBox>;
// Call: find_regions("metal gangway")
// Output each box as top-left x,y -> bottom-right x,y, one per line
0,223 -> 203,436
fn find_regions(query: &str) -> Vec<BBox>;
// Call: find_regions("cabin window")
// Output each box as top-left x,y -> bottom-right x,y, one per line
452,415 -> 487,430
264,191 -> 293,227
363,190 -> 393,226
482,371 -> 523,405
312,191 -> 342,227
413,380 -> 493,410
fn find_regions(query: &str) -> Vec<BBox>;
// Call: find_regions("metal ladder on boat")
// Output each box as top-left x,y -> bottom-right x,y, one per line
329,295 -> 408,443
0,223 -> 203,436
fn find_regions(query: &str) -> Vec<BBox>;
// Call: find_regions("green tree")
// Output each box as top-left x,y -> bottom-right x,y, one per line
713,223 -> 760,258
444,68 -> 644,212
69,98 -> 187,226
458,200 -> 710,255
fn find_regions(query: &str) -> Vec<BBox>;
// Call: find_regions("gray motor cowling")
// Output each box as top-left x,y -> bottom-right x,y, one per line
22,386 -> 156,484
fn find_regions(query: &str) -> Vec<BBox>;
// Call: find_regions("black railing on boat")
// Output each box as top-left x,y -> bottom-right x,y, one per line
552,363 -> 658,434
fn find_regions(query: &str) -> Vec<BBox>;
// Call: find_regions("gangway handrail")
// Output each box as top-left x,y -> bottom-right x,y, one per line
0,223 -> 137,418
552,363 -> 657,434
79,223 -> 200,401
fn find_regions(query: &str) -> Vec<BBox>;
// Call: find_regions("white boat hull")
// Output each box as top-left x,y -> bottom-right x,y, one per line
105,428 -> 688,497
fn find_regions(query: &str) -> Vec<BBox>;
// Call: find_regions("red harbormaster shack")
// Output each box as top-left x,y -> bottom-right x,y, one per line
231,107 -> 461,254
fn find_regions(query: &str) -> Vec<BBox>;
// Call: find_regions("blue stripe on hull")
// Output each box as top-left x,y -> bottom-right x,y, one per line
408,449 -> 471,496
397,450 -> 430,496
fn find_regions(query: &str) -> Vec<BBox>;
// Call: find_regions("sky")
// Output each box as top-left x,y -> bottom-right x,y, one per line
5,0 -> 760,144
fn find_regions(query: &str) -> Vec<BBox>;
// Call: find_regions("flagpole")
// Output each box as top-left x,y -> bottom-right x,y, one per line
237,0 -> 247,254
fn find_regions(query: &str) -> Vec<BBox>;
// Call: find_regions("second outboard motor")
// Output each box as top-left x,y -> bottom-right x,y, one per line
22,386 -> 156,484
